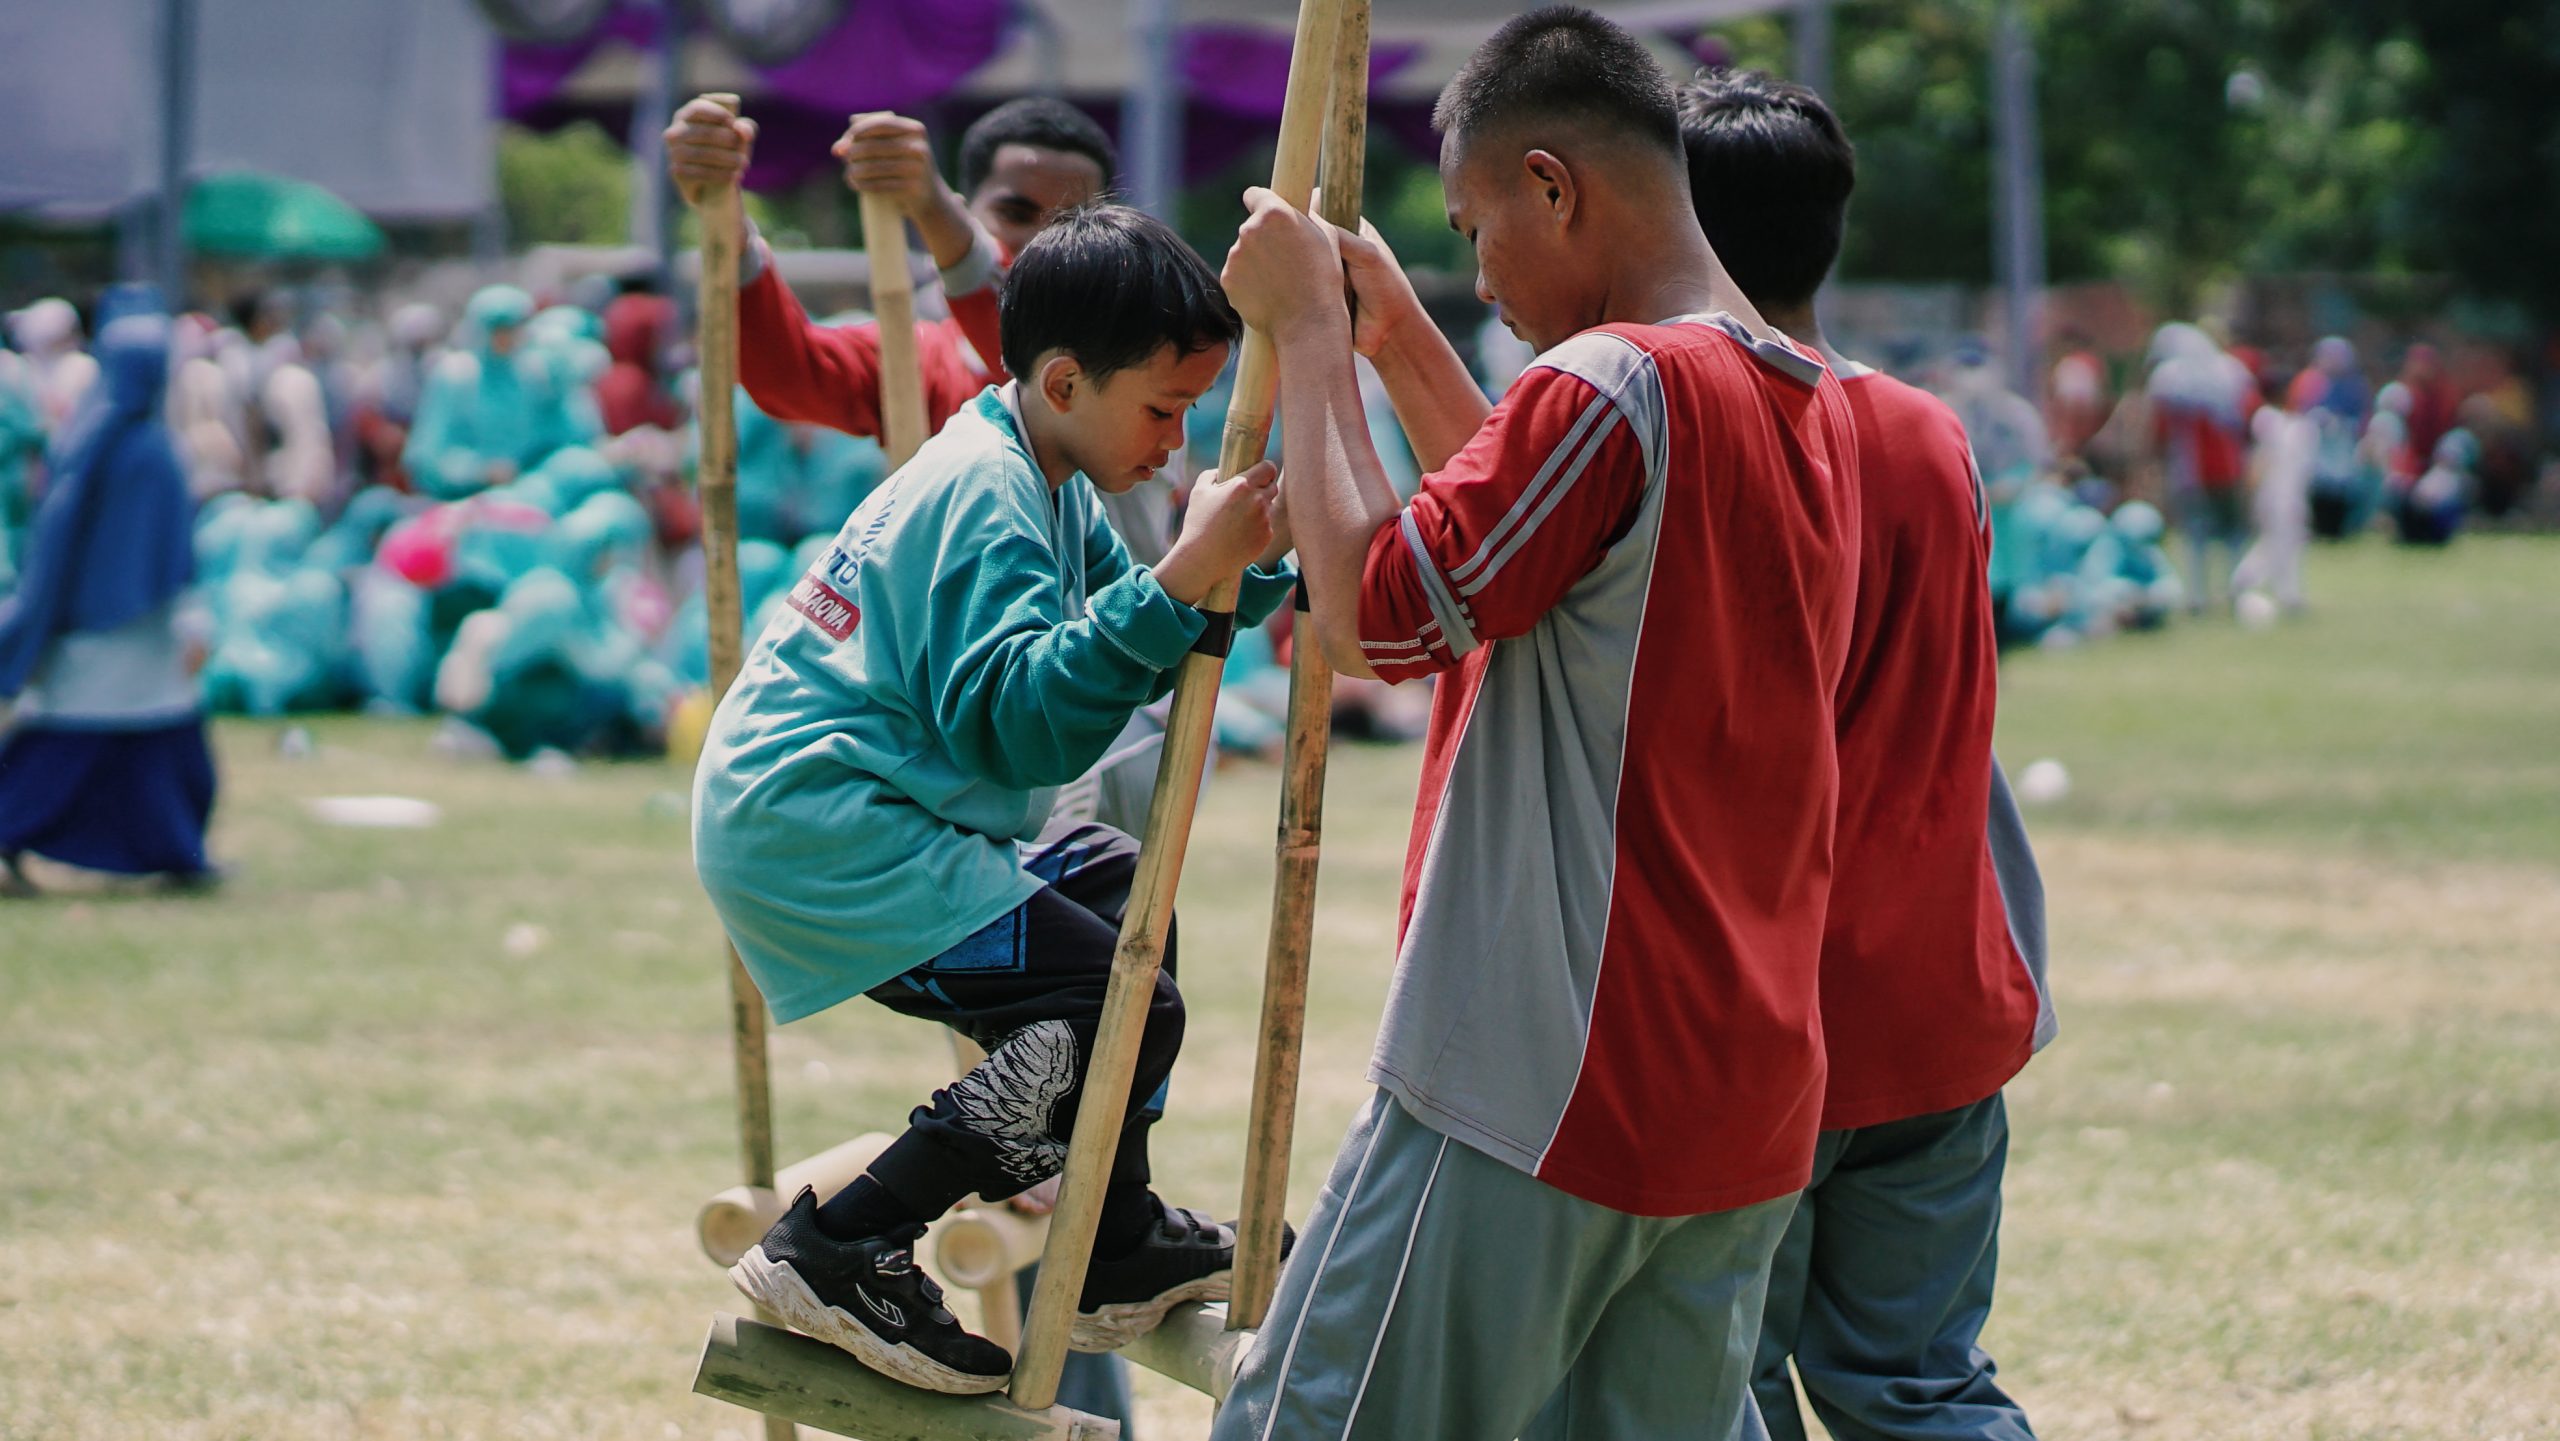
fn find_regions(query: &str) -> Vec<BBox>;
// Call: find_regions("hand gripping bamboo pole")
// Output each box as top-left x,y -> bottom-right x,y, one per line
1229,0 -> 1368,1336
1007,0 -> 1348,1410
689,91 -> 795,1441
855,143 -> 930,469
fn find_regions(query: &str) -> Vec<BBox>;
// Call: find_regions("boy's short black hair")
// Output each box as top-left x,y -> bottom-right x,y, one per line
1433,6 -> 1681,162
960,98 -> 1119,198
998,203 -> 1239,383
1677,68 -> 1856,310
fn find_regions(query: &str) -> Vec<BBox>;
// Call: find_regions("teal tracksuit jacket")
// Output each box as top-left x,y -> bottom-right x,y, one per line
692,384 -> 1290,1023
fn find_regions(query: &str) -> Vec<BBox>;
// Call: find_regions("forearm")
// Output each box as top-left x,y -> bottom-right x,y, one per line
908,180 -> 983,273
1272,312 -> 1404,679
1371,317 -> 1492,473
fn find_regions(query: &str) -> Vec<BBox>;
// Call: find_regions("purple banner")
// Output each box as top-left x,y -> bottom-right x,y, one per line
500,0 -> 1007,128
1179,25 -> 1422,123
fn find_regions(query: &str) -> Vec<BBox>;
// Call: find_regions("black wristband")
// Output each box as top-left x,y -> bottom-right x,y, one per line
1190,609 -> 1238,657
1293,577 -> 1312,613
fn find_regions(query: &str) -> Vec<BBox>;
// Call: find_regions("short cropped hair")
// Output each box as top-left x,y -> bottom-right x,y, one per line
1677,69 -> 1856,310
960,98 -> 1119,197
998,203 -> 1240,383
1433,6 -> 1681,160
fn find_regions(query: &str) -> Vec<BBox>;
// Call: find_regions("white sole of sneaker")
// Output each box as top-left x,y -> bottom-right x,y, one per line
728,1245 -> 1010,1396
1069,1269 -> 1233,1353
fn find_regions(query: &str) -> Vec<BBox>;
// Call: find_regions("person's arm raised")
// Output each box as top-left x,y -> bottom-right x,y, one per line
1334,219 -> 1490,473
832,112 -> 984,274
1222,188 -> 1403,680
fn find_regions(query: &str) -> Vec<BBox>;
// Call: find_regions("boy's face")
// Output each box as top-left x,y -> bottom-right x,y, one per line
1441,131 -> 1591,355
1040,341 -> 1231,494
971,144 -> 1108,259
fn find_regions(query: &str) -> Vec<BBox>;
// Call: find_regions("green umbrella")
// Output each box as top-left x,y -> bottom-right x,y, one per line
183,171 -> 386,262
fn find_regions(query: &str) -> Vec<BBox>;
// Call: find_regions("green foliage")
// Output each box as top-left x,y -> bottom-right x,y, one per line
497,122 -> 632,248
1688,0 -> 2555,321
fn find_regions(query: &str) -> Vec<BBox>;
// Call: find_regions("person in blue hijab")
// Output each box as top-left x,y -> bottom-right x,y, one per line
0,313 -> 216,892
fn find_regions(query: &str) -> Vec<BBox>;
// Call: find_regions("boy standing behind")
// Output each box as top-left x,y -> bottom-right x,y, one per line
694,206 -> 1296,1395
1680,69 -> 2054,1441
1214,10 -> 1861,1437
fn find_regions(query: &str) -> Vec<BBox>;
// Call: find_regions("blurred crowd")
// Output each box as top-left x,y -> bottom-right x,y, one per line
0,280 -> 1429,765
0,281 -> 2541,769
0,279 -> 919,762
1935,321 -> 2538,649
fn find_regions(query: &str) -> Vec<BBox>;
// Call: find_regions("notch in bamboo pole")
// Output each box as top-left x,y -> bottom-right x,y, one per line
1006,0 -> 1351,1413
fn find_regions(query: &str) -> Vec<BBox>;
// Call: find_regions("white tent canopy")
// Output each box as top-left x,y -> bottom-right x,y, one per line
0,0 -> 495,219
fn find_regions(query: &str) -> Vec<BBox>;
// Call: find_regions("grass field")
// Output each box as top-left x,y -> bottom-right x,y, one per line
4,535 -> 2556,1440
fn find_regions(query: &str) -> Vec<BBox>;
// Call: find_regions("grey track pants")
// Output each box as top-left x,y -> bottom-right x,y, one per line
1213,1090 -> 1796,1441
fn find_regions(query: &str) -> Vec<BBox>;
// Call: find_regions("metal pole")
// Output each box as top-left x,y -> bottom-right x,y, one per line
1792,0 -> 1832,98
1126,0 -> 1182,219
633,0 -> 684,289
156,0 -> 196,306
1990,0 -> 2046,399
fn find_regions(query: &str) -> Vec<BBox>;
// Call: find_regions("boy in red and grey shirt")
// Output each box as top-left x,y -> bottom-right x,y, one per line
1682,68 -> 2055,1441
1214,11 -> 1860,1437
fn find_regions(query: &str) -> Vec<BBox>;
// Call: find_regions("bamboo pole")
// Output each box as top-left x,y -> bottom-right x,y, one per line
1117,1302 -> 1251,1403
856,144 -> 929,469
689,90 -> 795,1441
1229,0 -> 1368,1335
1007,0 -> 1348,1411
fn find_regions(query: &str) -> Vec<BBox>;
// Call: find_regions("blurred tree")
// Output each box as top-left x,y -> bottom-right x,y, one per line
499,122 -> 631,247
2325,0 -> 2560,327
1687,0 -> 2553,324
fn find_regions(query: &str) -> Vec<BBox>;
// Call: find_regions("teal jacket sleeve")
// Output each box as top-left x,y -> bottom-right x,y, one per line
920,474 -> 1209,791
1076,492 -> 1294,697
1237,561 -> 1298,627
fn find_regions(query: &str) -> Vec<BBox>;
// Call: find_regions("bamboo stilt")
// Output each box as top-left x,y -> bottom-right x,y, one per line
1230,0 -> 1369,1335
689,90 -> 795,1441
1006,0 -> 1350,1412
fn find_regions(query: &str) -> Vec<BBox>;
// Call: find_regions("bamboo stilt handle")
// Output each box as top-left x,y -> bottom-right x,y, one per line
1231,0 -> 1368,1335
857,145 -> 929,469
1007,0 -> 1351,1412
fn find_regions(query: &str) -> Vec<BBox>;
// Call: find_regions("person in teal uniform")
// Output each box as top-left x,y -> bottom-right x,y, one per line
402,286 -> 591,500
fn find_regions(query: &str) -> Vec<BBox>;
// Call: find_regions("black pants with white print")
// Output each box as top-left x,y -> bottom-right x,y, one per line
854,818 -> 1182,1252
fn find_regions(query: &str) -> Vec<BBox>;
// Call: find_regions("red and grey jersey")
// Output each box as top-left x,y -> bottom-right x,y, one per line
1358,315 -> 1861,1218
1822,368 -> 2054,1133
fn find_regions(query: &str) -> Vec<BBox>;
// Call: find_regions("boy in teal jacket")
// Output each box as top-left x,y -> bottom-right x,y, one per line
694,205 -> 1293,1395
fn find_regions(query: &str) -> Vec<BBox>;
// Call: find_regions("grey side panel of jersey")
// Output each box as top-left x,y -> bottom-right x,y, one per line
1986,758 -> 2058,1051
1368,334 -> 1673,1174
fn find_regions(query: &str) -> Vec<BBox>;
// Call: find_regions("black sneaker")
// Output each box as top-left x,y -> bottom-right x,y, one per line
1070,1203 -> 1296,1352
729,1187 -> 1012,1395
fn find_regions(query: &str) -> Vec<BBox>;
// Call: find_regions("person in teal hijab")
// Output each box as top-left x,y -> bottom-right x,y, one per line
2077,499 -> 2181,632
0,349 -> 47,589
198,498 -> 349,714
402,286 -> 591,499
